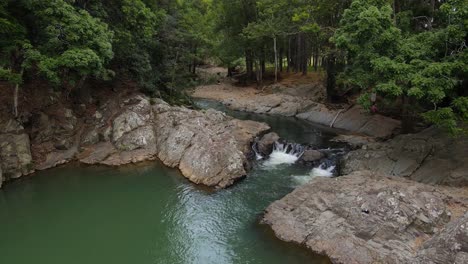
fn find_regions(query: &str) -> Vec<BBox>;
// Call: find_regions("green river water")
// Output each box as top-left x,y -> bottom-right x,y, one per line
0,100 -> 336,264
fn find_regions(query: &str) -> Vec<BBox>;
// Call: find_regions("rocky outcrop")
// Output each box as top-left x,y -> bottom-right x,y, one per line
223,93 -> 310,117
263,171 -> 468,264
297,104 -> 400,138
416,212 -> 468,264
194,84 -> 400,138
78,96 -> 269,188
342,127 -> 468,186
150,101 -> 269,187
0,119 -> 34,182
0,93 -> 270,188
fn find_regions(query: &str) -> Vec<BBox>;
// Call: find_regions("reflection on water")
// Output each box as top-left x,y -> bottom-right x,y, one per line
0,99 -> 337,264
0,162 -> 330,264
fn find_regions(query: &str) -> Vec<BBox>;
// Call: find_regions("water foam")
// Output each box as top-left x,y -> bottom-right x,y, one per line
262,142 -> 304,168
292,164 -> 335,185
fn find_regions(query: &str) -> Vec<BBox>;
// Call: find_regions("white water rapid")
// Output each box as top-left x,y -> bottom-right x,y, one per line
262,142 -> 305,168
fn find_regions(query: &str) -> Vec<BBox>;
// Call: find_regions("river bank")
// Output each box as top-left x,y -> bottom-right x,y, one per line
191,76 -> 468,264
0,84 -> 270,189
192,79 -> 401,139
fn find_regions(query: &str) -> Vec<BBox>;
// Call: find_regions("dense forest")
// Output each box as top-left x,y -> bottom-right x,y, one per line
0,0 -> 467,133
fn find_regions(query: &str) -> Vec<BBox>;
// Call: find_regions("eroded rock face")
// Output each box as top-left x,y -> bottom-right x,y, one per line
0,119 -> 34,182
416,212 -> 468,264
263,171 -> 468,264
152,102 -> 269,187
77,96 -> 270,188
0,93 -> 269,188
297,105 -> 401,138
342,127 -> 468,186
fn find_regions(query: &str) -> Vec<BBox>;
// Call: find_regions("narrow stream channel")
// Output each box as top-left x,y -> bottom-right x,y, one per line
0,100 -> 336,264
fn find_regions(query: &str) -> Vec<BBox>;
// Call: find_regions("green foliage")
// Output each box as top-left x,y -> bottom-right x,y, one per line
24,0 -> 114,89
334,0 -> 467,133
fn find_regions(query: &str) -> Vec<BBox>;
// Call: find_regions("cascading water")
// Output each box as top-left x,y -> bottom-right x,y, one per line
292,148 -> 346,185
262,141 -> 305,168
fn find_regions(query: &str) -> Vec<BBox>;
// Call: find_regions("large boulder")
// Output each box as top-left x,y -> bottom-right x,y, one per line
263,171 -> 468,264
300,149 -> 324,162
153,102 -> 269,188
0,132 -> 34,182
342,127 -> 468,186
78,96 -> 270,188
257,132 -> 280,155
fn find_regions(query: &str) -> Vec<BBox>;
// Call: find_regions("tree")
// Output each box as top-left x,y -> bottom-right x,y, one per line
0,1 -> 29,117
334,0 -> 467,133
24,0 -> 114,94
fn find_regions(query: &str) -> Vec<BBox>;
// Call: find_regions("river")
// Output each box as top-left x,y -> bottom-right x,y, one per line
0,99 -> 336,264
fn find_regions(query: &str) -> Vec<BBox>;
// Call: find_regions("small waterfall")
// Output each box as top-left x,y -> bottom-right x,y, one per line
251,141 -> 263,160
292,163 -> 336,185
263,141 -> 305,167
310,163 -> 335,177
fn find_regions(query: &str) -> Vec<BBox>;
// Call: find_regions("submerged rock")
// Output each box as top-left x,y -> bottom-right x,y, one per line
263,171 -> 468,264
300,149 -> 324,162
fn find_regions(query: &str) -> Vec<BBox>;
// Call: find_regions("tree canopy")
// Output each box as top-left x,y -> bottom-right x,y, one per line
0,0 -> 466,133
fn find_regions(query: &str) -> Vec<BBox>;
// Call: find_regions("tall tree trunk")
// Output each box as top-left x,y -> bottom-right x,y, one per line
314,46 -> 319,72
302,34 -> 308,75
279,46 -> 283,72
13,69 -> 24,118
273,36 -> 278,82
326,53 -> 336,103
246,50 -> 254,80
287,36 -> 291,73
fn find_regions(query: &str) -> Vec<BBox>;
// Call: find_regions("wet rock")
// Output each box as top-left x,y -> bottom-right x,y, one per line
36,146 -> 78,170
331,134 -> 376,149
263,171 -> 467,264
342,127 -> 468,186
78,142 -> 117,165
229,119 -> 271,155
300,149 -> 324,162
258,132 -> 280,155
